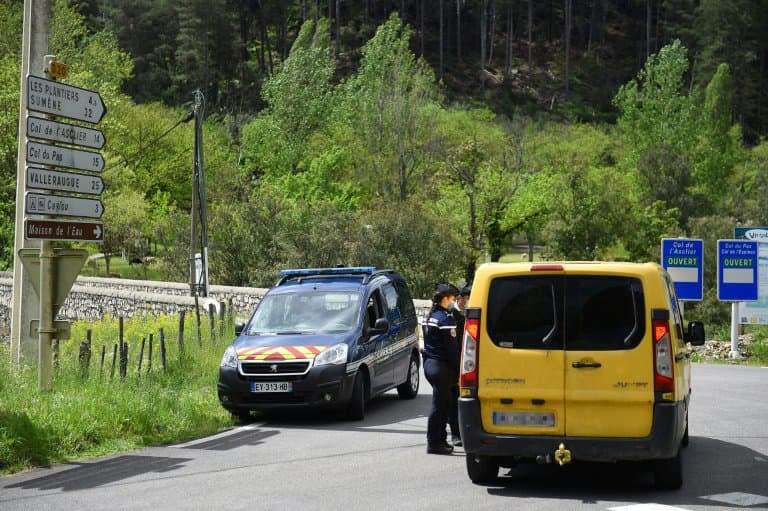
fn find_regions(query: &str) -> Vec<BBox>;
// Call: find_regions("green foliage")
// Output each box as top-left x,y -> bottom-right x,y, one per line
0,0 -> 23,269
0,313 -> 234,474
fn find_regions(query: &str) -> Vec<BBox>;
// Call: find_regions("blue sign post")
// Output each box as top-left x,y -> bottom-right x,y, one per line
661,238 -> 703,301
717,240 -> 759,301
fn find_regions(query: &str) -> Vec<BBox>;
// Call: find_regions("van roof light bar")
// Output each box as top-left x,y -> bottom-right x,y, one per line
277,266 -> 377,285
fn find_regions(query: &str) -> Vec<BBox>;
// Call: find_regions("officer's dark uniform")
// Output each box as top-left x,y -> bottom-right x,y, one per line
423,287 -> 460,453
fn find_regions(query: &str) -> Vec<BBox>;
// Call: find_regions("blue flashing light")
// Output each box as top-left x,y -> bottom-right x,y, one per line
279,267 -> 376,278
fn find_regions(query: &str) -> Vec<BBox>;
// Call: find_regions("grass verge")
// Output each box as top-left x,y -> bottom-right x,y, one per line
0,313 -> 235,475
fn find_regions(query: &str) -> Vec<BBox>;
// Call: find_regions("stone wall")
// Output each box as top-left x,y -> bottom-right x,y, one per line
0,272 -> 431,332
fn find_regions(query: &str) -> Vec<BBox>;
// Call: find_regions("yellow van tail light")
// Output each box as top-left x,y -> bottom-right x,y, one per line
653,318 -> 675,394
460,313 -> 480,390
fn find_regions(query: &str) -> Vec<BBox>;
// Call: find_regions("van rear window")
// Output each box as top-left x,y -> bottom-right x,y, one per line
487,276 -> 644,350
487,277 -> 563,349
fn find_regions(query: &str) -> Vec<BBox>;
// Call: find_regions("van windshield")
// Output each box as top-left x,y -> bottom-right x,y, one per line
246,291 -> 362,335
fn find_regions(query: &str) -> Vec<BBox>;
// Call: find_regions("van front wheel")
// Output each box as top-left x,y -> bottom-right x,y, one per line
466,454 -> 498,484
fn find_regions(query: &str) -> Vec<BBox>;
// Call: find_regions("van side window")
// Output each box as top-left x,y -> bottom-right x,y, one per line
565,277 -> 645,350
381,284 -> 400,321
394,281 -> 416,320
364,289 -> 385,330
487,277 -> 563,349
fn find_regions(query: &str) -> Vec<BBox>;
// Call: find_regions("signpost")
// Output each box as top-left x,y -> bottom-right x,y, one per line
24,219 -> 103,242
27,75 -> 106,123
661,238 -> 704,303
27,116 -> 105,149
718,239 -> 759,358
734,227 -> 768,326
13,51 -> 107,389
26,167 -> 105,195
25,192 -> 104,219
26,141 -> 104,172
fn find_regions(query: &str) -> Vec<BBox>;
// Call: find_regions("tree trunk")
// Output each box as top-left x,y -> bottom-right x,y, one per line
336,0 -> 341,59
564,0 -> 572,98
646,0 -> 651,60
439,0 -> 444,79
420,0 -> 425,56
487,0 -> 496,67
528,0 -> 533,78
481,0 -> 488,86
456,0 -> 462,62
506,0 -> 513,76
315,0 -> 319,23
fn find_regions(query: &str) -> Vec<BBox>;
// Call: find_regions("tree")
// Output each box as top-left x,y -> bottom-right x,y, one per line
341,13 -> 441,201
101,190 -> 151,276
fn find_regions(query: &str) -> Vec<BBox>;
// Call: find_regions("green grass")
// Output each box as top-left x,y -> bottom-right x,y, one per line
0,313 -> 235,475
80,255 -> 164,280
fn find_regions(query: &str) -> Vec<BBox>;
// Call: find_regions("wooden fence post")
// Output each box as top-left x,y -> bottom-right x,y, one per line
147,333 -> 154,374
137,337 -> 146,374
208,303 -> 216,341
219,301 -> 226,338
110,343 -> 117,381
178,311 -> 186,355
99,344 -> 106,381
160,328 -> 167,371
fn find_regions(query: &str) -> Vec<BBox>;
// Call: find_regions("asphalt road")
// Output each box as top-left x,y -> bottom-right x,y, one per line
1,363 -> 767,511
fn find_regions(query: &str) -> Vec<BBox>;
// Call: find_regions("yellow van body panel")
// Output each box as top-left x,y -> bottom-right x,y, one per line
470,262 -> 690,439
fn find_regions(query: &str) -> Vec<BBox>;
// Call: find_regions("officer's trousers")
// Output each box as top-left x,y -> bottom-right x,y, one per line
424,358 -> 458,446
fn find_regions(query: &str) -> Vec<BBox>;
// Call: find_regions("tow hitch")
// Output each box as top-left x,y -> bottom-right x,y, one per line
554,443 -> 572,466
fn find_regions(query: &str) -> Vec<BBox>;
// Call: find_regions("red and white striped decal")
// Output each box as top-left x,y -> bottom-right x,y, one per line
236,345 -> 327,361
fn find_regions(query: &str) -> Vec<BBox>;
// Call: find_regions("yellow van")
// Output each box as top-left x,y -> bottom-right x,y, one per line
458,262 -> 705,489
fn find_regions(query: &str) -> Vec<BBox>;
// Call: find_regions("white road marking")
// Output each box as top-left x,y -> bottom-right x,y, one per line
170,424 -> 263,448
700,492 -> 768,507
608,505 -> 692,511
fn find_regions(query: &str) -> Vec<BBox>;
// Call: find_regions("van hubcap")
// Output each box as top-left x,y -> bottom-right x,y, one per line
409,360 -> 419,391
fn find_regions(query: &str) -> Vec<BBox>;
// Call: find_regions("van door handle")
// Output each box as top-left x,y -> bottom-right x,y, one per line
572,360 -> 602,368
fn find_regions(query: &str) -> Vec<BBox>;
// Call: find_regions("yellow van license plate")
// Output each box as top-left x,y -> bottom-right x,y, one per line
492,411 -> 555,427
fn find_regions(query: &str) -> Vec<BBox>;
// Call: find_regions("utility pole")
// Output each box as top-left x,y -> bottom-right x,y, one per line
10,0 -> 49,366
189,90 -> 209,298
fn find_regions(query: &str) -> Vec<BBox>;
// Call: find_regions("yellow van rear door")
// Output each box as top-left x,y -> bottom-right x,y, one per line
479,276 -> 566,436
563,276 -> 654,438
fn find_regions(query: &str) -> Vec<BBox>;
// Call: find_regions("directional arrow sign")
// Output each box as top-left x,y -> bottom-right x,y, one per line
25,192 -> 104,219
24,219 -> 103,242
27,75 -> 106,124
26,141 -> 104,173
27,116 -> 106,149
26,167 -> 105,195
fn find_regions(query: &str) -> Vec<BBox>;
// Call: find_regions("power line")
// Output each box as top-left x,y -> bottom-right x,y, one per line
102,111 -> 194,173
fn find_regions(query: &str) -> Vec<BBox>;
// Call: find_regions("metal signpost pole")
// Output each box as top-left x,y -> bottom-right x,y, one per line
11,0 -> 49,366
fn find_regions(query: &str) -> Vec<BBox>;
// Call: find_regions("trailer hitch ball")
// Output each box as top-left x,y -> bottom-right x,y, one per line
554,443 -> 572,466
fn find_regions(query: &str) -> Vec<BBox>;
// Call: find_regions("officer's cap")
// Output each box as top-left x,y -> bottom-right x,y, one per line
434,282 -> 459,298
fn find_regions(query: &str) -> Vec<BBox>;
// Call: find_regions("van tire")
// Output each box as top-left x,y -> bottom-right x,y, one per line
466,454 -> 499,484
397,354 -> 420,399
653,448 -> 683,490
346,372 -> 366,421
682,413 -> 689,447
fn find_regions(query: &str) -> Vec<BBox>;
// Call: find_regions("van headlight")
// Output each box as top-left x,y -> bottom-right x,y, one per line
221,346 -> 238,368
314,343 -> 348,367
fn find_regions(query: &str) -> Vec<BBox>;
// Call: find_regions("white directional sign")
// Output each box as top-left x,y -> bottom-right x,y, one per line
27,75 -> 106,124
26,167 -> 105,195
26,141 -> 104,173
27,116 -> 105,149
25,192 -> 104,219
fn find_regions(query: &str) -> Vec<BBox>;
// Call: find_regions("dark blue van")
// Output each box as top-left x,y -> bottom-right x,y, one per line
218,267 -> 420,420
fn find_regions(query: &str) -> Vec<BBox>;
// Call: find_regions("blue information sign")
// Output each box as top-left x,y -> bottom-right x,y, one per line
717,240 -> 759,301
661,238 -> 703,301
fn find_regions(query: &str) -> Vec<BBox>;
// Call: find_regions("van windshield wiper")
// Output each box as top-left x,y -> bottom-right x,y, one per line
275,331 -> 305,335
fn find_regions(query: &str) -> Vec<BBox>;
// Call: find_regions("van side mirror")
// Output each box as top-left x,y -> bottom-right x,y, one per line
685,321 -> 705,346
368,318 -> 389,336
235,323 -> 245,336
